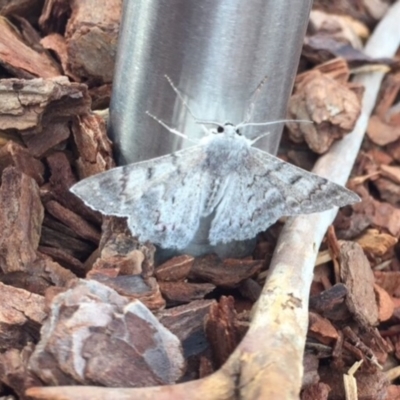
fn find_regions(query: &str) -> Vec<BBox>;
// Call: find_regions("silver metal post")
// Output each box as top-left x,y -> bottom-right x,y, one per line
109,0 -> 312,258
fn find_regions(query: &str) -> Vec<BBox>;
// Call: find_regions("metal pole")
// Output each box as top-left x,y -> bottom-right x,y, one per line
109,0 -> 313,258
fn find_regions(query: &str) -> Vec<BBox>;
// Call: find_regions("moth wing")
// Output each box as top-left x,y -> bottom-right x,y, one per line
71,145 -> 210,249
209,147 -> 359,244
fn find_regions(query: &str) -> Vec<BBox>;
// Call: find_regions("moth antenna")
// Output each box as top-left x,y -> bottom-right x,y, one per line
146,111 -> 197,143
164,75 -> 209,136
236,119 -> 313,130
242,75 -> 268,124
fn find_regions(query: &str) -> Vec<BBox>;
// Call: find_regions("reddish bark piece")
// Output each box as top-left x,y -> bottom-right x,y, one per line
205,296 -> 248,368
301,382 -> 331,400
287,70 -> 361,154
92,232 -> 153,276
302,353 -> 320,388
374,176 -> 400,207
40,33 -> 73,79
374,284 -> 394,322
0,16 -> 60,78
0,166 -> 43,273
0,77 -> 90,133
40,216 -> 96,261
155,255 -> 195,282
88,273 -> 165,311
0,282 -> 46,350
367,115 -> 400,146
339,241 -> 378,327
71,113 -> 114,179
159,281 -> 215,306
189,254 -> 263,288
46,151 -> 101,225
23,121 -> 70,158
309,11 -> 368,50
309,283 -> 348,313
45,200 -> 100,244
38,246 -> 87,276
89,273 -> 165,311
28,279 -> 185,387
319,365 -> 389,400
387,385 -> 400,400
89,83 -> 112,109
356,229 -> 397,258
40,0 -> 121,85
374,271 -> 400,297
0,141 -> 45,185
380,164 -> 400,184
0,344 -> 42,400
157,299 -> 215,342
308,312 -> 339,345
339,185 -> 400,238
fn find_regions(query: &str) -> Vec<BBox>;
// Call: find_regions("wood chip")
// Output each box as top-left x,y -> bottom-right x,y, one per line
339,241 -> 379,327
0,16 -> 61,78
189,254 -> 263,288
28,279 -> 185,387
287,70 -> 361,154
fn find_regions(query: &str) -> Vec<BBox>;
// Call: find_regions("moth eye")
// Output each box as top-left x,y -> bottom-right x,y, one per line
236,129 -> 242,136
217,126 -> 224,133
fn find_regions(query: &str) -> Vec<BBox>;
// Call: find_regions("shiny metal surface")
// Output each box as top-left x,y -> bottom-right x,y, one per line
109,0 -> 312,257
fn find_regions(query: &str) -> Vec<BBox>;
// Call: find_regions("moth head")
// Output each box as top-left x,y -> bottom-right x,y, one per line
216,122 -> 242,137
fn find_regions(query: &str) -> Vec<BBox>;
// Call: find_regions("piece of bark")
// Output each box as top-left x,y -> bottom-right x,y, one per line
0,282 -> 46,351
155,255 -> 195,282
0,166 -> 43,273
387,385 -> 400,400
40,221 -> 96,261
319,364 -> 389,400
355,229 -> 397,258
374,176 -> 400,207
40,33 -> 73,79
89,273 -> 165,311
91,231 -> 153,276
337,184 -> 400,238
40,0 -> 121,85
309,283 -> 348,313
308,312 -> 339,346
0,140 -> 45,185
46,151 -> 102,225
238,278 -> 262,302
28,279 -> 185,387
38,245 -> 87,277
0,16 -> 60,78
189,254 -> 263,288
205,296 -> 248,368
302,353 -> 320,389
0,343 -> 42,400
0,76 -> 90,133
367,115 -> 400,146
339,241 -> 379,327
302,34 -> 393,68
301,382 -> 331,400
71,113 -> 114,179
374,271 -> 400,297
287,70 -> 361,154
374,284 -> 394,322
0,0 -> 44,20
89,83 -> 112,109
157,299 -> 215,343
44,200 -> 100,244
23,121 -> 70,158
0,166 -> 78,289
159,281 -> 215,306
0,253 -> 76,295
